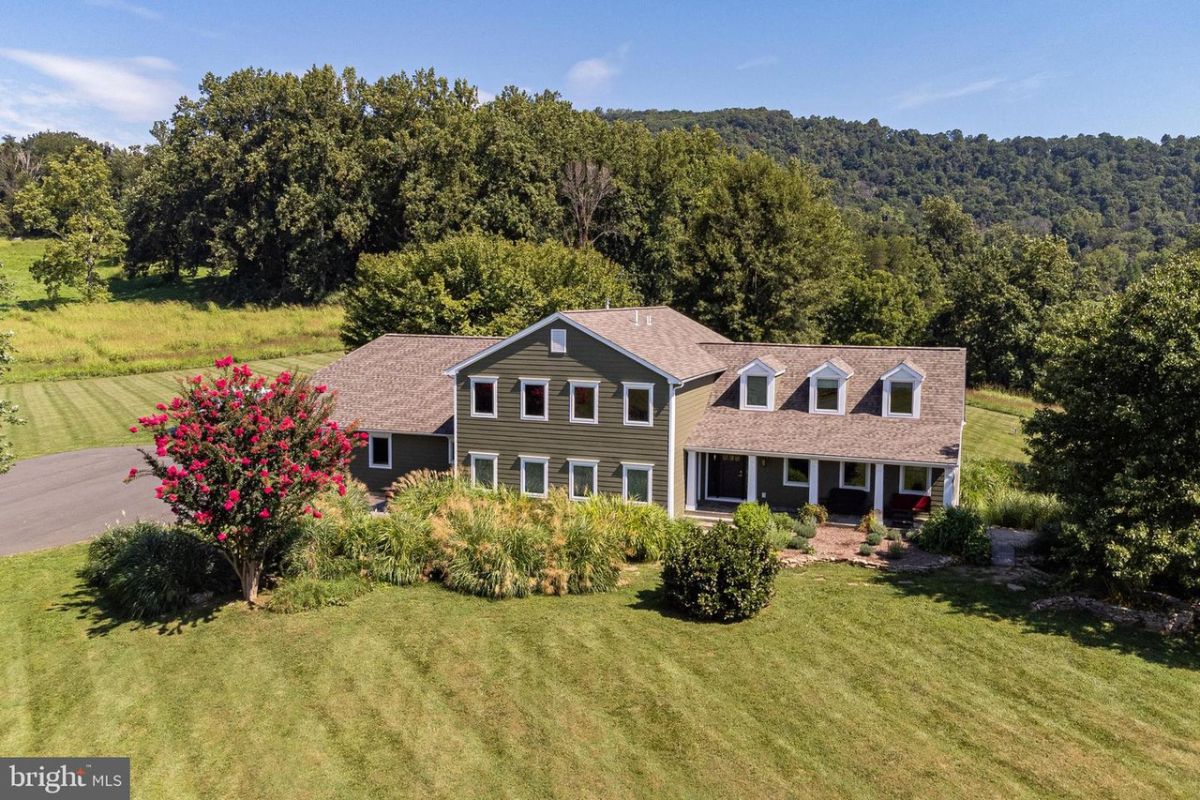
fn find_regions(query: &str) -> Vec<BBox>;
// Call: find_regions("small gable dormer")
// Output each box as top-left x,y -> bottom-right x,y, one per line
737,356 -> 785,411
807,358 -> 853,415
882,360 -> 924,418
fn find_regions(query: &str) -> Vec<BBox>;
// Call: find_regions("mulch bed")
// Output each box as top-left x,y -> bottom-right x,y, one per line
779,524 -> 953,572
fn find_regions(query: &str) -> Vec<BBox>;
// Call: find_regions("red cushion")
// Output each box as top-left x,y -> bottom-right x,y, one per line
890,493 -> 932,512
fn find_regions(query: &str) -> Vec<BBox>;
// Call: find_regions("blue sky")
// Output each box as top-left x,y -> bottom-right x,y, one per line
1,0 -> 1198,146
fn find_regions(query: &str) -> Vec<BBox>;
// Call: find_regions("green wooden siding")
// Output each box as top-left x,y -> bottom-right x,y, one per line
350,433 -> 451,495
672,373 -> 717,515
756,456 -> 811,510
455,322 -> 671,506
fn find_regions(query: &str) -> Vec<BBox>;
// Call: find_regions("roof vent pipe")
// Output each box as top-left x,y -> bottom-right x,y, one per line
634,309 -> 639,326
646,314 -> 652,326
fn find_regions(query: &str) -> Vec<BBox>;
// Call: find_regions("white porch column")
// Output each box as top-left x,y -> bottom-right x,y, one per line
685,451 -> 698,511
747,455 -> 758,503
873,462 -> 885,517
943,465 -> 959,507
808,458 -> 819,506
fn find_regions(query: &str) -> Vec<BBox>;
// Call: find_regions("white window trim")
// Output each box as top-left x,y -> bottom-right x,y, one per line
883,378 -> 923,419
782,456 -> 810,487
622,462 -> 654,504
519,378 -> 550,421
367,432 -> 392,469
568,458 -> 599,500
739,371 -> 774,411
840,460 -> 869,489
469,451 -> 498,489
549,327 -> 567,354
469,376 -> 498,419
519,455 -> 550,497
623,382 -> 654,427
569,380 -> 600,424
899,465 -> 933,496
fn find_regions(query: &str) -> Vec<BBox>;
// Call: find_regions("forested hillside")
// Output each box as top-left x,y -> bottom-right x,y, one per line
607,108 -> 1200,287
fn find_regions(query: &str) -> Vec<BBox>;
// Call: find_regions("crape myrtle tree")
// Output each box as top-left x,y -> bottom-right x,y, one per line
128,357 -> 364,604
1025,256 -> 1200,597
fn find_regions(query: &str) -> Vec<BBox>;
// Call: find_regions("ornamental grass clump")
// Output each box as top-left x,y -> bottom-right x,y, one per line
128,356 -> 364,605
662,521 -> 780,622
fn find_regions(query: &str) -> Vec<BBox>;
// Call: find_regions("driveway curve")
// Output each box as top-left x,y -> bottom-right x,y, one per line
0,446 -> 172,556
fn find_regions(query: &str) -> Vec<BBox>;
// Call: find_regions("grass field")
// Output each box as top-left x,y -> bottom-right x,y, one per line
0,240 -> 344,382
2,548 -> 1198,799
0,353 -> 341,460
964,388 -> 1034,463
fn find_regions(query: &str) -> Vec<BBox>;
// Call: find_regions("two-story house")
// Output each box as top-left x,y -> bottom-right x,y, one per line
314,306 -> 966,520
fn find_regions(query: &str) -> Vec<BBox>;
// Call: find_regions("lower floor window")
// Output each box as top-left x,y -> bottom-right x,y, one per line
368,433 -> 391,469
520,456 -> 548,497
900,465 -> 931,494
470,452 -> 498,489
569,459 -> 598,499
842,461 -> 868,489
623,463 -> 652,503
784,457 -> 809,486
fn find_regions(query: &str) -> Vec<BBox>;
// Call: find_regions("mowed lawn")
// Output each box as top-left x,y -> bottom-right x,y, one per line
1,240 -> 344,382
964,388 -> 1035,463
2,548 -> 1198,799
0,352 -> 341,460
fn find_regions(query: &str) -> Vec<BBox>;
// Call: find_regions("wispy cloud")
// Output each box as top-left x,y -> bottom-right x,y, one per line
0,49 -> 181,122
894,74 -> 1052,110
736,55 -> 779,71
566,44 -> 629,95
83,0 -> 163,21
895,78 -> 1004,110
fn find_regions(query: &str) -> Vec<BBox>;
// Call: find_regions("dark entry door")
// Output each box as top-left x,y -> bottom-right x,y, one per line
706,453 -> 748,501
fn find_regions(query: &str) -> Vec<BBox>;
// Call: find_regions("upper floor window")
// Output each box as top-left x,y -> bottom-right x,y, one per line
882,362 -> 924,418
807,359 -> 853,415
549,328 -> 567,354
570,380 -> 599,424
470,376 -> 498,418
623,382 -> 653,426
520,378 -> 549,421
736,357 -> 783,411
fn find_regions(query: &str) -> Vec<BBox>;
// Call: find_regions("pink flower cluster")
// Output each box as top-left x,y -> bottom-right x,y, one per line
128,356 -> 362,551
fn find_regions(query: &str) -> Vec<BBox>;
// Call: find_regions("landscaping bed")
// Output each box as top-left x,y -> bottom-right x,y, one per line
779,524 -> 953,572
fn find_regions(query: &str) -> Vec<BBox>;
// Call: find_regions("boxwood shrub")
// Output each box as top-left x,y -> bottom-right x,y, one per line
661,521 -> 780,622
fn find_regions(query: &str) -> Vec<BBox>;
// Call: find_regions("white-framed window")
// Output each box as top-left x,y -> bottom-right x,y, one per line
550,328 -> 567,354
568,458 -> 599,500
807,360 -> 852,415
736,358 -> 782,411
519,378 -> 549,421
623,382 -> 654,427
622,462 -> 653,503
882,363 -> 924,419
841,461 -> 869,489
900,465 -> 932,495
569,380 -> 599,424
782,457 -> 809,487
469,452 -> 498,489
519,455 -> 549,497
367,433 -> 392,469
469,376 -> 498,419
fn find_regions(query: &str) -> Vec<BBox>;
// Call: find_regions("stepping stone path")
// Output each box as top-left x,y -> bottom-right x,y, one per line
989,527 -> 1038,567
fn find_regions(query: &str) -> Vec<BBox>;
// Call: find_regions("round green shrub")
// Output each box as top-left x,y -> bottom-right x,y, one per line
661,521 -> 780,622
865,531 -> 884,546
82,522 -> 229,620
790,519 -> 818,539
858,543 -> 874,556
918,506 -> 992,565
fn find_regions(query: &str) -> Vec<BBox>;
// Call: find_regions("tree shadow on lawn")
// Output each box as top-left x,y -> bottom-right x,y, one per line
878,567 -> 1200,671
628,585 -> 742,624
51,582 -> 227,638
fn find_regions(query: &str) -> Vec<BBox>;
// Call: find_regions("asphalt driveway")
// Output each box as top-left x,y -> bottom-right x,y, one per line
0,446 -> 172,556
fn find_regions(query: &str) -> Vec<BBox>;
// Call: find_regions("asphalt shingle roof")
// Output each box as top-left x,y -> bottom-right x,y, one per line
685,343 -> 966,465
314,335 -> 501,435
560,306 -> 730,382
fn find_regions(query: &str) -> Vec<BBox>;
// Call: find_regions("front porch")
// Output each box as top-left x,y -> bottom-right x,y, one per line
683,449 -> 957,526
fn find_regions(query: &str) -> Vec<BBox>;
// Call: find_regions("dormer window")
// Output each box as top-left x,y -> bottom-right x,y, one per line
807,359 -> 852,415
882,361 -> 924,418
737,357 -> 784,411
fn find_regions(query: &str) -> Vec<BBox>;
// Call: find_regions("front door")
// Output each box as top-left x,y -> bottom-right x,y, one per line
705,453 -> 748,501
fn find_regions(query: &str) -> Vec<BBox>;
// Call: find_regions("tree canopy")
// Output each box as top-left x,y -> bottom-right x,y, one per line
1025,256 -> 1200,596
